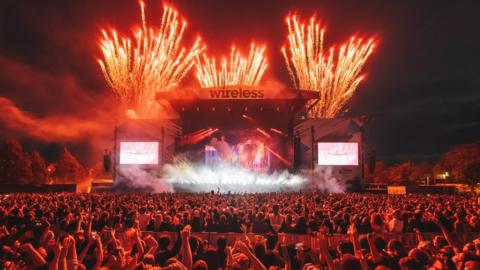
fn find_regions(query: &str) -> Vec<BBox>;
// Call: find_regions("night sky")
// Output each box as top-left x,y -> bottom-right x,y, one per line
0,0 -> 479,165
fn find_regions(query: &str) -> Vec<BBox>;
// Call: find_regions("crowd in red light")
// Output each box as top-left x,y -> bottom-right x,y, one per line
1,192 -> 480,269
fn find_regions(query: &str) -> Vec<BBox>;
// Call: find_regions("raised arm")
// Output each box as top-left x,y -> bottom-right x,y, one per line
49,240 -> 63,270
180,225 -> 193,270
348,226 -> 368,270
19,243 -> 47,268
413,228 -> 425,243
65,236 -> 78,270
79,233 -> 94,263
144,234 -> 159,257
366,233 -> 382,264
280,243 -> 291,270
134,229 -> 145,259
318,233 -> 335,270
235,240 -> 267,270
93,237 -> 104,270
433,217 -> 460,253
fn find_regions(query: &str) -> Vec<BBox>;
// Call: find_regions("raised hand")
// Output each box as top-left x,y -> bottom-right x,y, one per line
278,233 -> 286,245
234,240 -> 250,254
181,225 -> 191,240
53,240 -> 63,256
240,224 -> 248,234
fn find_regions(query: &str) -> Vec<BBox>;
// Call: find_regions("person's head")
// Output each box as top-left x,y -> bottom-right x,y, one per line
433,235 -> 448,249
266,234 -> 278,250
296,217 -> 307,227
273,205 -> 280,215
337,241 -> 354,256
373,235 -> 386,252
254,242 -> 266,259
464,260 -> 480,270
193,260 -> 208,270
371,213 -> 384,227
232,252 -> 250,270
189,236 -> 201,253
398,256 -> 421,270
463,243 -> 476,254
387,239 -> 406,258
408,248 -> 429,267
143,254 -> 155,265
217,236 -> 227,251
339,254 -> 363,270
158,236 -> 171,250
359,236 -> 370,251
393,210 -> 402,219
205,247 -> 219,270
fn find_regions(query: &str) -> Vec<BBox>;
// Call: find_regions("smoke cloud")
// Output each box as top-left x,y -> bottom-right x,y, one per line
307,166 -> 346,193
0,96 -> 109,142
115,166 -> 174,193
163,159 -> 305,193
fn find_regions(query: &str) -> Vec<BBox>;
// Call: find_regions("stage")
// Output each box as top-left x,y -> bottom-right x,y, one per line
112,87 -> 365,192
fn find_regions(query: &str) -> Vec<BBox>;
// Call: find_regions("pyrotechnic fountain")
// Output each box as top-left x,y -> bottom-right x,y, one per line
282,15 -> 375,118
196,44 -> 268,88
98,1 -> 203,118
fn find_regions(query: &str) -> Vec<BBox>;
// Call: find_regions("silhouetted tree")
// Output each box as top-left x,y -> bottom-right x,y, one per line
0,138 -> 33,184
31,150 -> 48,185
408,162 -> 433,183
463,161 -> 480,192
384,162 -> 412,185
54,147 -> 86,183
435,142 -> 480,183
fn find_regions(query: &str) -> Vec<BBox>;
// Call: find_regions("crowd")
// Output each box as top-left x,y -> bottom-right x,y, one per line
1,192 -> 480,269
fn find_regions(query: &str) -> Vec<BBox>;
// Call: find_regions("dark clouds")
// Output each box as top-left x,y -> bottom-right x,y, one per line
0,0 -> 479,165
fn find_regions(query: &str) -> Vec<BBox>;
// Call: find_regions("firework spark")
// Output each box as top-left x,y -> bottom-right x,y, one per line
282,15 -> 375,118
196,44 -> 268,88
98,2 -> 203,118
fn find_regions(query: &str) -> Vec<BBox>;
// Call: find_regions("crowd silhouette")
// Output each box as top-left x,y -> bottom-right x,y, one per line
1,192 -> 480,269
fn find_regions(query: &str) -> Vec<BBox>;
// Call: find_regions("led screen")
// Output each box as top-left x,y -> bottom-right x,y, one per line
317,142 -> 358,166
120,142 -> 159,165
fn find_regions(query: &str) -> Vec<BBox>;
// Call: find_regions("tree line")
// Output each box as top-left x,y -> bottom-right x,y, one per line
0,138 -> 86,185
0,138 -> 479,186
367,142 -> 480,186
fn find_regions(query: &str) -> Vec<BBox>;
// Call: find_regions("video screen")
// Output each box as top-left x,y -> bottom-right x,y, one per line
317,142 -> 358,166
119,142 -> 159,165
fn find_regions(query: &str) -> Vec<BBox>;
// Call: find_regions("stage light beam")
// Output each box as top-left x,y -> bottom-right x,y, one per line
256,128 -> 272,139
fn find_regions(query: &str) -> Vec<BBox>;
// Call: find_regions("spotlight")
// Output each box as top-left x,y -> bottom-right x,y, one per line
270,128 -> 285,135
256,128 -> 272,138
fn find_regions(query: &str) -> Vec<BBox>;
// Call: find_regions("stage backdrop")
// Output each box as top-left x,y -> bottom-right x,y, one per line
294,118 -> 364,191
114,119 -> 181,187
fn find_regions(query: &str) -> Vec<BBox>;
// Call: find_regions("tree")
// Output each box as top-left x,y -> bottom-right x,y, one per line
31,150 -> 48,185
408,162 -> 433,183
54,147 -> 86,183
384,162 -> 412,185
0,138 -> 33,184
463,161 -> 480,187
372,161 -> 387,183
435,142 -> 480,184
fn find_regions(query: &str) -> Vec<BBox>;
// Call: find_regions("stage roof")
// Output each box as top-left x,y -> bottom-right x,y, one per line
156,87 -> 318,111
